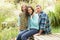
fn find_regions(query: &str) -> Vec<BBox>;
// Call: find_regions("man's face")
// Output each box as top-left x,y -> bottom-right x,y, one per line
36,6 -> 42,13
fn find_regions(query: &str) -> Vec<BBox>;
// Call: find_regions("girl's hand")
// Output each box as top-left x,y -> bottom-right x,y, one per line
30,15 -> 32,19
30,13 -> 34,19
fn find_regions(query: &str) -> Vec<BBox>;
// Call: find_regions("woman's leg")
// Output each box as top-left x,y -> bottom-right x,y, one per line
21,29 -> 39,40
16,30 -> 28,40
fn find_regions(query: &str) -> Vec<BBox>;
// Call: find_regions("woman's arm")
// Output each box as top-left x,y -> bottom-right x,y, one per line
30,14 -> 39,25
17,16 -> 21,31
18,16 -> 20,27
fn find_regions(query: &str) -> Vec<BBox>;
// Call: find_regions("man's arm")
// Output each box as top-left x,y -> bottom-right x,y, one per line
38,13 -> 48,35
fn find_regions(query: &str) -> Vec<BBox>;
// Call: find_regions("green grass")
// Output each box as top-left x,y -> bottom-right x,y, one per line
0,27 -> 18,40
51,26 -> 60,33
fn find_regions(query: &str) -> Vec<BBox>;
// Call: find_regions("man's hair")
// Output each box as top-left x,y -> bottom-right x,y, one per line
36,5 -> 41,8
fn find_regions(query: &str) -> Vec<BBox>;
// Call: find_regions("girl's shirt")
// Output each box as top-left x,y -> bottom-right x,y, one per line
28,13 -> 39,30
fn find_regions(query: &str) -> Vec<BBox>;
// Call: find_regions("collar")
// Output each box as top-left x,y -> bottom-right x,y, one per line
38,11 -> 43,16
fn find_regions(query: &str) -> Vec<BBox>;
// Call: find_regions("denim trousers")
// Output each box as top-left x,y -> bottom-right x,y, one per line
16,29 -> 39,40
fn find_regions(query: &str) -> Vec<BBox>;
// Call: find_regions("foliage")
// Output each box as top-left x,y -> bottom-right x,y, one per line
0,26 -> 60,40
0,3 -> 18,30
0,27 -> 18,40
52,26 -> 60,33
48,3 -> 60,27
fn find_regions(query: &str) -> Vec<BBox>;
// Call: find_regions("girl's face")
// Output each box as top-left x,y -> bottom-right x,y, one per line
28,8 -> 33,15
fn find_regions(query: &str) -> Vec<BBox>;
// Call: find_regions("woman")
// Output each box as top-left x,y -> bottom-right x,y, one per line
18,4 -> 28,31
16,6 -> 39,40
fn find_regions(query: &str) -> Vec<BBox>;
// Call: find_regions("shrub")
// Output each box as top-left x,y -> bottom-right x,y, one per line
48,3 -> 60,27
0,27 -> 18,40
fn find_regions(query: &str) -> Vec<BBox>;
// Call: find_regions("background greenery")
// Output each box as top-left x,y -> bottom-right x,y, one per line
0,0 -> 60,40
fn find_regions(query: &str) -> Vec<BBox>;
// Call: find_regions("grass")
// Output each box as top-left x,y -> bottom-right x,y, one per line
51,26 -> 60,33
0,26 -> 60,40
0,27 -> 18,40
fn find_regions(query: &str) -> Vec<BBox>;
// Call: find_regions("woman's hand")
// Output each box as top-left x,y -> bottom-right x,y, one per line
30,13 -> 34,19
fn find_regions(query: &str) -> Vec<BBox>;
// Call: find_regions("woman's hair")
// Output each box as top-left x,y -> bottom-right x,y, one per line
21,4 -> 28,16
27,6 -> 34,16
21,4 -> 28,13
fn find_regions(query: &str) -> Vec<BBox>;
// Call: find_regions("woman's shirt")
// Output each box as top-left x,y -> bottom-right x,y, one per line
28,13 -> 39,30
18,12 -> 28,30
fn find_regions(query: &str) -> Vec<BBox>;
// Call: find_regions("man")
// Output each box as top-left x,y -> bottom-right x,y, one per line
35,5 -> 51,35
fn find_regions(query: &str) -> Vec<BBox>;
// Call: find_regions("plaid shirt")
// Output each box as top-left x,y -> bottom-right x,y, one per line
39,11 -> 51,34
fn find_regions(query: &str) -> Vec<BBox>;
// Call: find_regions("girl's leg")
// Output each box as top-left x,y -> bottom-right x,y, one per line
21,29 -> 39,40
16,30 -> 28,40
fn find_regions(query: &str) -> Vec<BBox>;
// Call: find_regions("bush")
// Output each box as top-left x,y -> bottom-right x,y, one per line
0,3 -> 18,30
48,3 -> 60,27
0,27 -> 18,40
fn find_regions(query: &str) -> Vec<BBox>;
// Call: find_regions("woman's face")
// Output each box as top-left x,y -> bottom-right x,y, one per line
28,8 -> 33,15
22,5 -> 27,12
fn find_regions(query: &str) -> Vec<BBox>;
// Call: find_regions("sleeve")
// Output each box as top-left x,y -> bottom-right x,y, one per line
17,13 -> 22,27
40,13 -> 48,30
17,16 -> 21,27
27,17 -> 30,30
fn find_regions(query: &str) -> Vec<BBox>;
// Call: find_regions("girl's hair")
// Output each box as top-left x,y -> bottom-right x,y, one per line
27,6 -> 34,16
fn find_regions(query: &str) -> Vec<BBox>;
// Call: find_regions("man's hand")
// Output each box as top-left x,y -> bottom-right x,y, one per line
36,30 -> 43,36
35,33 -> 41,36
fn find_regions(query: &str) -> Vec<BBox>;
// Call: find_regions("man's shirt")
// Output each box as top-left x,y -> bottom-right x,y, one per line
38,11 -> 51,34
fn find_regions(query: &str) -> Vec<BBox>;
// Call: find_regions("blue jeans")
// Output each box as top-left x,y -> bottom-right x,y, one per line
16,29 -> 39,40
